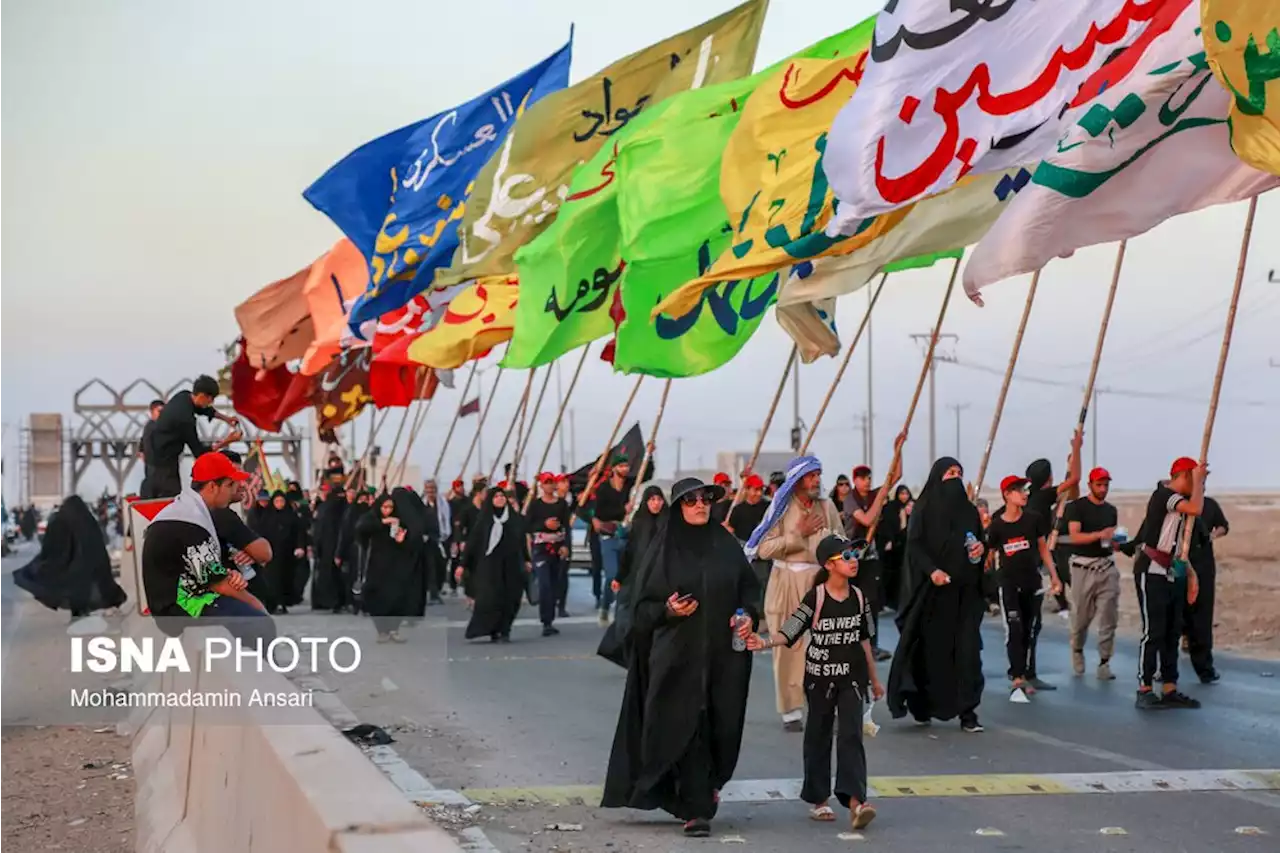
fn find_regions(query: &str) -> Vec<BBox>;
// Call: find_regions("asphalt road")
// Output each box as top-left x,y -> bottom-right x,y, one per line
292,574 -> 1280,853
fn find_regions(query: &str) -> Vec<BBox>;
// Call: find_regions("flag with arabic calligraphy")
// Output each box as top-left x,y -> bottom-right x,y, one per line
964,2 -> 1279,296
651,32 -> 920,321
303,41 -> 572,336
821,0 -> 1188,221
315,348 -> 374,434
299,239 -> 370,376
406,275 -> 519,368
1202,1 -> 1280,176
435,0 -> 768,291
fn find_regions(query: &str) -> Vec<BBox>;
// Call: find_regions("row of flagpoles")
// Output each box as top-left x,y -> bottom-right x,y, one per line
224,0 -> 1276,500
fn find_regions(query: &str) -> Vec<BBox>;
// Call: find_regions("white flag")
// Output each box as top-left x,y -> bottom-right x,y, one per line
963,3 -> 1279,297
823,0 -> 1184,219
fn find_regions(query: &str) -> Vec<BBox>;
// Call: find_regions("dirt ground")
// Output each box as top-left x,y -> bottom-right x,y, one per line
0,725 -> 134,853
1110,493 -> 1280,658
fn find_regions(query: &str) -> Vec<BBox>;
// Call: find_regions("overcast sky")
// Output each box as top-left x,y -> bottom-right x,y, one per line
4,0 -> 1278,503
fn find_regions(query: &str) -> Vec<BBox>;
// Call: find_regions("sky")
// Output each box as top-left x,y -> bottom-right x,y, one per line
3,0 -> 1279,503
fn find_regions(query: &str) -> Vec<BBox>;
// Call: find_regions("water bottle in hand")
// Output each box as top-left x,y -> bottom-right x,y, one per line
731,608 -> 749,652
965,532 -> 982,564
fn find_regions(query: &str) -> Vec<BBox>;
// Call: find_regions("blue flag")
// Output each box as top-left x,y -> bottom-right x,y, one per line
304,40 -> 572,336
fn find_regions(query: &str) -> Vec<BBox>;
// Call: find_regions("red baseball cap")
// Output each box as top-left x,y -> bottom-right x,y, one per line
713,472 -> 732,486
538,472 -> 556,484
1088,467 -> 1112,483
1000,475 -> 1030,494
1170,456 -> 1197,477
496,480 -> 510,491
451,479 -> 464,490
743,473 -> 765,489
191,452 -> 249,483
852,465 -> 872,479
553,473 -> 568,482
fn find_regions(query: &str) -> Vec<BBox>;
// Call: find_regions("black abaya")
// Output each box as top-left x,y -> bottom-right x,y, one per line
252,497 -> 304,613
394,488 -> 432,618
597,486 -> 665,667
358,493 -> 423,621
887,459 -> 986,723
601,505 -> 760,822
14,496 -> 125,614
462,494 -> 528,640
310,492 -> 349,611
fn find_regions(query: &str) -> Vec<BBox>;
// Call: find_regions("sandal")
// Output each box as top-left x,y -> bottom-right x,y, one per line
852,802 -> 877,830
809,804 -> 836,821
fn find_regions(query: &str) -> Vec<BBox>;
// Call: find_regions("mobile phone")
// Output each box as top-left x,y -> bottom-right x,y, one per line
675,592 -> 695,603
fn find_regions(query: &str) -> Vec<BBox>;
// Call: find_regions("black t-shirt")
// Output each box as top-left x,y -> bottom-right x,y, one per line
1139,484 -> 1188,557
778,585 -> 873,689
1063,497 -> 1118,559
987,509 -> 1047,590
727,499 -> 769,543
1027,486 -> 1065,534
526,497 -> 571,558
711,499 -> 732,525
212,508 -> 261,569
149,391 -> 218,473
141,519 -> 226,623
594,479 -> 629,526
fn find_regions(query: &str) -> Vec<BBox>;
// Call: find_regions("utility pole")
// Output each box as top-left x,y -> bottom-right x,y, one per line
851,412 -> 869,464
947,403 -> 971,458
866,286 -> 875,471
909,333 -> 959,465
555,360 -> 568,471
675,437 -> 683,476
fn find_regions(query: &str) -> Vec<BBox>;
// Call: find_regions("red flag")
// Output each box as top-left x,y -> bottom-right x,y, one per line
458,397 -> 481,417
229,339 -> 303,432
599,286 -> 627,365
271,371 -> 316,428
370,332 -> 439,407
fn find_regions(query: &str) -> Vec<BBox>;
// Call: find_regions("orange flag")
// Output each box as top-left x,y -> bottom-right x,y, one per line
299,239 -> 371,376
234,263 -> 315,371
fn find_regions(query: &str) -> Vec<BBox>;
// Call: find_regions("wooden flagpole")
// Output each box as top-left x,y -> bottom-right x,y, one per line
1048,240 -> 1126,548
456,368 -> 504,483
511,364 -> 554,483
1178,197 -> 1257,597
345,407 -> 390,488
725,345 -> 797,518
380,368 -> 434,487
393,373 -> 439,486
508,367 -> 538,486
863,257 -> 960,545
523,344 -> 591,512
581,375 -> 644,502
970,270 -> 1041,500
626,379 -> 673,521
487,370 -> 536,483
431,361 -> 478,482
799,273 -> 888,454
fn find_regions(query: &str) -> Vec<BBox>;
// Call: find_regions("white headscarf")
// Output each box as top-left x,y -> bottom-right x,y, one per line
486,505 -> 509,556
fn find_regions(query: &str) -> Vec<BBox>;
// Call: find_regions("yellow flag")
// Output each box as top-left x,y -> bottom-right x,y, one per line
651,49 -> 910,319
1202,2 -> 1280,175
406,276 -> 520,369
436,0 -> 769,288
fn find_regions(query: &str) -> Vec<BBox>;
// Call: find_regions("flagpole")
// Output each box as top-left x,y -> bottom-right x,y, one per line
432,361 -> 478,481
511,363 -> 555,482
725,345 -> 797,519
970,270 -> 1040,501
508,367 -> 538,487
457,367 -> 504,484
523,344 -> 591,512
394,369 -> 439,486
345,407 -> 390,489
799,272 -> 888,455
1048,240 -> 1126,548
864,257 -> 960,546
380,369 -> 434,488
487,370 -> 536,483
1178,197 -> 1257,589
581,375 -> 644,502
626,378 -> 672,522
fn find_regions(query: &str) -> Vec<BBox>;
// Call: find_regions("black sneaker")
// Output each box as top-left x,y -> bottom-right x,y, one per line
1161,689 -> 1202,709
1028,677 -> 1057,692
960,716 -> 984,733
541,625 -> 560,637
1199,669 -> 1221,684
873,647 -> 893,662
683,818 -> 711,837
1135,690 -> 1166,711
558,606 -> 570,618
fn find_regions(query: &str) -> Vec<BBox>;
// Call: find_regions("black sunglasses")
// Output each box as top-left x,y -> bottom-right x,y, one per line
680,489 -> 715,506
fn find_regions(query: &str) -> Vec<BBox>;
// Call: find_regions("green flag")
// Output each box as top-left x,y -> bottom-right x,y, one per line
883,248 -> 964,273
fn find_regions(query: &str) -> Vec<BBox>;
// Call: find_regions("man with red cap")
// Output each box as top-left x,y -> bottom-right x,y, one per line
988,474 -> 1062,703
1064,467 -> 1122,680
527,472 -> 572,635
1131,456 -> 1207,710
710,472 -> 734,525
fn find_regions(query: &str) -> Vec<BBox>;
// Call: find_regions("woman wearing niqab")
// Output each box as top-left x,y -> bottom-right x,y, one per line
878,484 -> 914,612
392,487 -> 432,620
597,484 -> 666,668
14,495 -> 126,617
357,491 -> 424,642
886,458 -> 988,731
601,478 -> 760,838
462,489 -> 529,642
251,491 -> 305,614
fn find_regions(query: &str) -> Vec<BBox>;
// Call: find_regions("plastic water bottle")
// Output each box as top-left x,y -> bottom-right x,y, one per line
731,608 -> 749,652
964,531 -> 982,564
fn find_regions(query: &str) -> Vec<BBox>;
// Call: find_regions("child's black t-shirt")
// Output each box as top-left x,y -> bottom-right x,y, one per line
777,585 -> 873,690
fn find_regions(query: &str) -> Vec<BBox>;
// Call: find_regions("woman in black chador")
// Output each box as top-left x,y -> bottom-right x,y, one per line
596,484 -> 666,668
462,488 -> 529,642
601,478 -> 760,838
251,491 -> 306,614
357,491 -> 424,643
15,495 -> 125,619
887,457 -> 988,733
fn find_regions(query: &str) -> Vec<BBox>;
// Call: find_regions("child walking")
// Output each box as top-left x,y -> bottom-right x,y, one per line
747,534 -> 883,830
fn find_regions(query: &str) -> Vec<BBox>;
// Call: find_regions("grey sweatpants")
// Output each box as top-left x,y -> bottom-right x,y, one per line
1068,556 -> 1120,661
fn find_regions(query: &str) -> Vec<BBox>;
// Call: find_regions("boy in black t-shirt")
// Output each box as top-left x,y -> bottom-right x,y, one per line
748,534 -> 883,831
1132,456 -> 1206,710
987,476 -> 1062,703
526,473 -> 572,635
1064,467 -> 1121,680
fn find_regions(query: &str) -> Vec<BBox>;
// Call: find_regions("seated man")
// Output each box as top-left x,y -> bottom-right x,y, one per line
141,452 -> 275,646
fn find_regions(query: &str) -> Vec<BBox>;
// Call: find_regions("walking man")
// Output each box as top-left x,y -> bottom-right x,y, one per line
528,473 -> 571,636
592,453 -> 632,627
1064,467 -> 1122,681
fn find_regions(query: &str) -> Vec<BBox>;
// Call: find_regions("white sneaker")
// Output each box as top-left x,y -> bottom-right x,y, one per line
1009,686 -> 1031,704
67,615 -> 109,636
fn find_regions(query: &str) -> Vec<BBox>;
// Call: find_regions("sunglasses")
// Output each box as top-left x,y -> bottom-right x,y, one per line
680,490 -> 715,506
827,548 -> 862,564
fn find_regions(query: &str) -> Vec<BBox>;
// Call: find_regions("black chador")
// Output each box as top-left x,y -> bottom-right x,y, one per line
15,496 -> 125,616
310,489 -> 349,612
357,491 -> 425,636
251,492 -> 306,613
461,491 -> 528,642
